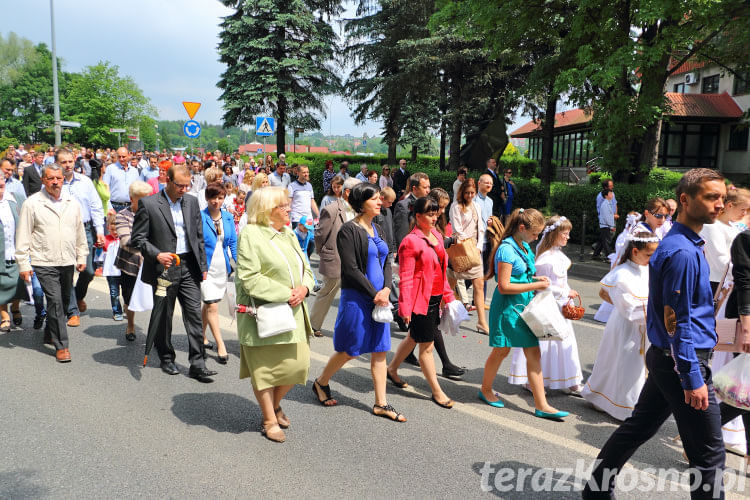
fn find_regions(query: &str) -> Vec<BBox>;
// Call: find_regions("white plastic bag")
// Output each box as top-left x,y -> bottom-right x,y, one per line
372,303 -> 394,324
102,240 -> 121,277
714,353 -> 750,410
226,280 -> 237,320
439,300 -> 469,336
518,290 -> 571,341
127,265 -> 153,312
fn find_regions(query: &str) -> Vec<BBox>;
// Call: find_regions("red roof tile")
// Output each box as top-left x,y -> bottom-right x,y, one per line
668,59 -> 706,76
665,92 -> 743,119
510,109 -> 593,137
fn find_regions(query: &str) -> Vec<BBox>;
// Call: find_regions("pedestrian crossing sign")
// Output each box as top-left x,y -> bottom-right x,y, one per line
255,116 -> 275,136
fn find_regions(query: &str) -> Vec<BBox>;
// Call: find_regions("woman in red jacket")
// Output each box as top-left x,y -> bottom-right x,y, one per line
387,197 -> 456,409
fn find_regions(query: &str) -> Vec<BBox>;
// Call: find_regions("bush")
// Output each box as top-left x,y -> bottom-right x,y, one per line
648,167 -> 682,189
588,171 -> 612,186
0,137 -> 19,153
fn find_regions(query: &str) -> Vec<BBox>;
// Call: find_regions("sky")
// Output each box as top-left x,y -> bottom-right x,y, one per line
3,0 -> 532,140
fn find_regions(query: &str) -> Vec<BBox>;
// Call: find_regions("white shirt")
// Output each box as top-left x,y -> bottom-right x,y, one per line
167,196 -> 188,254
63,173 -> 105,234
288,181 -> 314,223
0,197 -> 16,257
700,220 -> 741,282
269,171 -> 290,188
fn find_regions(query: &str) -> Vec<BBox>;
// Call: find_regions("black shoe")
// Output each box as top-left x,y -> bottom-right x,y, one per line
203,342 -> 215,351
33,316 -> 44,330
160,361 -> 179,375
442,366 -> 466,380
217,355 -> 228,365
404,353 -> 420,367
188,366 -> 217,383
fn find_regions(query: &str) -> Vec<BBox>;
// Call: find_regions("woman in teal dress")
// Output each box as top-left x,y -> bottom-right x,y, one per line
478,208 -> 570,420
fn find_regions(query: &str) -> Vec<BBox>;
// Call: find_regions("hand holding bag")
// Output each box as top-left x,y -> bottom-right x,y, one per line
517,289 -> 571,341
446,237 -> 482,273
248,236 -> 300,339
372,303 -> 394,324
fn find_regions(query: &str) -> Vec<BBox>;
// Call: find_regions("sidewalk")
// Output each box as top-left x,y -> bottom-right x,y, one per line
561,244 -> 611,281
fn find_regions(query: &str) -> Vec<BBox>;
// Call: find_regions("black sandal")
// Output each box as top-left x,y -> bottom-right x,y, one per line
11,309 -> 22,326
387,371 -> 408,389
312,378 -> 337,406
373,404 -> 406,422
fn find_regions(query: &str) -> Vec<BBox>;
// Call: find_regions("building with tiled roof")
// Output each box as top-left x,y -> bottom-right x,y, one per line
510,62 -> 749,178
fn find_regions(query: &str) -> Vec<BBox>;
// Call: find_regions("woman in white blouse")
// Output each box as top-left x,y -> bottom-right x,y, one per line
449,178 -> 488,333
0,176 -> 21,332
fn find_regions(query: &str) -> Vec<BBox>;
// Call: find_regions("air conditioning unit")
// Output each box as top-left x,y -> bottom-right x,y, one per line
685,72 -> 698,85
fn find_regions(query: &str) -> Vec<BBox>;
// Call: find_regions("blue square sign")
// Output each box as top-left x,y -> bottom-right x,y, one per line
255,116 -> 275,136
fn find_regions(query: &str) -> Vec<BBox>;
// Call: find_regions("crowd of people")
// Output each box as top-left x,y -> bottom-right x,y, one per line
2,143 -> 749,495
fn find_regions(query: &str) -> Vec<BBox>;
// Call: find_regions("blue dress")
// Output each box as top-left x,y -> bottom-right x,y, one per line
488,237 -> 538,348
333,224 -> 391,356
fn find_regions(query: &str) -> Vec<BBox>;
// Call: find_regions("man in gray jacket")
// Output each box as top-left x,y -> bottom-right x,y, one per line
309,177 -> 360,337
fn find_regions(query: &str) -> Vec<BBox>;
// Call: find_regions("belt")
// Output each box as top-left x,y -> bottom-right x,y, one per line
652,345 -> 712,361
5,260 -> 15,265
83,220 -> 93,227
177,253 -> 191,259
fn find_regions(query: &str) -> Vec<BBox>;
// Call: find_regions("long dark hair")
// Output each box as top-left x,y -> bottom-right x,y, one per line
408,196 -> 439,232
428,188 -> 450,237
88,158 -> 102,185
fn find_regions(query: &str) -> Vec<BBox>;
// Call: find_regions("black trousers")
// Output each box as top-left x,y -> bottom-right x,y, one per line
583,346 -> 725,500
34,265 -> 74,351
593,227 -> 614,257
67,223 -> 95,317
146,262 -> 205,369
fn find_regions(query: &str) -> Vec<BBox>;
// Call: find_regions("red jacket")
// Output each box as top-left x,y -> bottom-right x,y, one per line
398,227 -> 455,318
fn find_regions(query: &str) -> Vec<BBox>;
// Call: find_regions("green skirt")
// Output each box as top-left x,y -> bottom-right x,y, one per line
0,261 -> 22,305
239,341 -> 310,391
488,288 -> 538,348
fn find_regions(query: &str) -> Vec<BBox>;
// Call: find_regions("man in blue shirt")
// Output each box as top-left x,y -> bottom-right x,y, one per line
59,149 -> 106,326
584,168 -> 727,499
103,147 -> 140,213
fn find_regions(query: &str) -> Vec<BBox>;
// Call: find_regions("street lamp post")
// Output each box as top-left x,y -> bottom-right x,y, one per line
49,0 -> 61,146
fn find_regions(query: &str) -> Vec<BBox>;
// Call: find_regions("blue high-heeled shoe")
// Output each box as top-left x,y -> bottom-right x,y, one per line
478,390 -> 505,408
534,409 -> 569,419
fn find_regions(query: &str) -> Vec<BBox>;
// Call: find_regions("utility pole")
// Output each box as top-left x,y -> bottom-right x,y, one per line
50,0 -> 61,146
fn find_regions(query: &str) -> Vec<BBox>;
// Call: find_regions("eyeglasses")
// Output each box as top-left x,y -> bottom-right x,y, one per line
652,213 -> 667,219
276,203 -> 291,210
171,181 -> 191,190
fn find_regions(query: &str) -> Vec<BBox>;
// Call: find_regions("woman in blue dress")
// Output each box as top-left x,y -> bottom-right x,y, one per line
312,183 -> 406,422
478,208 -> 570,420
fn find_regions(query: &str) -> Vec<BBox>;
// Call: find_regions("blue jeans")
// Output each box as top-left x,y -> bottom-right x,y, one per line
31,272 -> 46,319
106,276 -> 123,316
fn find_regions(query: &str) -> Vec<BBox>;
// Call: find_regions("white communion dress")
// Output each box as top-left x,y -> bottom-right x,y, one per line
508,247 -> 583,389
581,260 -> 650,421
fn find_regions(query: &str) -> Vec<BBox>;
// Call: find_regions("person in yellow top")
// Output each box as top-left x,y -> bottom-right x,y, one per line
236,186 -> 315,443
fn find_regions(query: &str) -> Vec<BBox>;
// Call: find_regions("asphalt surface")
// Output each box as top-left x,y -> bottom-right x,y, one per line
1,257 -> 748,499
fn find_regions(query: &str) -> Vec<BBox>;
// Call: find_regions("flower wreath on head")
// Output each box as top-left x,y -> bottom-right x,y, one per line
624,213 -> 642,234
535,216 -> 567,254
625,232 -> 659,243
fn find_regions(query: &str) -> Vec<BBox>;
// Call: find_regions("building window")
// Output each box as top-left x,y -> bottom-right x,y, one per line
734,72 -> 749,96
658,122 -> 719,168
673,83 -> 685,93
729,125 -> 749,151
702,74 -> 720,94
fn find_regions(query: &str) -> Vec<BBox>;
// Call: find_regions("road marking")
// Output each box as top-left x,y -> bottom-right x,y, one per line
87,278 -> 746,496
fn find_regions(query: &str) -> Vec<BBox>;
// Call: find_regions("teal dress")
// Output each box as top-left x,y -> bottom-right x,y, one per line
488,237 -> 538,348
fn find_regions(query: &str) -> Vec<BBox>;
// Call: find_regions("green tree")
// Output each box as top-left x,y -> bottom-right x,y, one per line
63,62 -> 156,148
217,0 -> 341,155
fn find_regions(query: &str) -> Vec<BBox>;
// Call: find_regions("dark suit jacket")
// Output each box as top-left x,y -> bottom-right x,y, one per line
727,230 -> 750,318
23,164 -> 43,196
486,168 -> 503,217
392,168 -> 410,199
393,193 -> 416,251
131,190 -> 207,286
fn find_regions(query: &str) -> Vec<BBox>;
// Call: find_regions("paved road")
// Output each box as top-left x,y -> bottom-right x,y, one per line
1,259 -> 747,499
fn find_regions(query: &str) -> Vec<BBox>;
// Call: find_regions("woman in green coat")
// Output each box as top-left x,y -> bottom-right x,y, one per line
236,186 -> 315,443
0,176 -> 23,332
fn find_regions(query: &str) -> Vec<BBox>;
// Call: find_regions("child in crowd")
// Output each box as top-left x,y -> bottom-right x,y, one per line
295,216 -> 320,289
508,215 -> 583,396
581,231 -> 659,420
102,214 -> 124,321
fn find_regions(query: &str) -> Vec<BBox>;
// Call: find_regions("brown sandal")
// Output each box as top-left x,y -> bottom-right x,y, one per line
274,406 -> 290,428
261,423 -> 286,443
373,404 -> 407,422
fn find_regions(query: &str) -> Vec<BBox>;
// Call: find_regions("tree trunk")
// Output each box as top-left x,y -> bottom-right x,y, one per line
439,116 -> 446,170
634,48 -> 673,179
540,85 -> 556,199
448,80 -> 462,170
276,96 -> 287,155
410,144 -> 417,162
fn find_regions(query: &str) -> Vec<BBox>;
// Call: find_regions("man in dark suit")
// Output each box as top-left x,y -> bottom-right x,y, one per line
393,172 -> 431,250
484,158 -> 504,218
131,164 -> 216,382
22,150 -> 45,196
391,159 -> 410,200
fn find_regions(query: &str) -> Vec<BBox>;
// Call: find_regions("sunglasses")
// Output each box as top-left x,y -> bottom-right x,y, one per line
652,213 -> 667,219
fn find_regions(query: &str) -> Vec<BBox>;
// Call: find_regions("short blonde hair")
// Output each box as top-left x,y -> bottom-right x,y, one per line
242,169 -> 255,184
129,180 -> 153,199
205,167 -> 222,184
246,186 -> 288,226
381,186 -> 396,202
252,172 -> 268,191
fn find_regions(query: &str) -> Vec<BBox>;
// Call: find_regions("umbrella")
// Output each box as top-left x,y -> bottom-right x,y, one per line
143,254 -> 181,367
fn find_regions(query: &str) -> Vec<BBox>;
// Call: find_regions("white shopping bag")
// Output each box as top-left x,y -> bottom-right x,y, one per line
714,353 -> 750,410
518,290 -> 571,341
127,265 -> 153,312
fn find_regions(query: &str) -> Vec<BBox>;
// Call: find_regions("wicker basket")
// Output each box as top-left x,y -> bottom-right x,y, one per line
562,296 -> 585,320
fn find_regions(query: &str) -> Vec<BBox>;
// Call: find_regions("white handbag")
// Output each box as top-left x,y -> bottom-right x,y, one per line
249,237 -> 301,338
372,303 -> 394,324
518,290 -> 571,341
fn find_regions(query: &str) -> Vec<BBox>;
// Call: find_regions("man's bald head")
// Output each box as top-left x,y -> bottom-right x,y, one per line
116,147 -> 130,164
